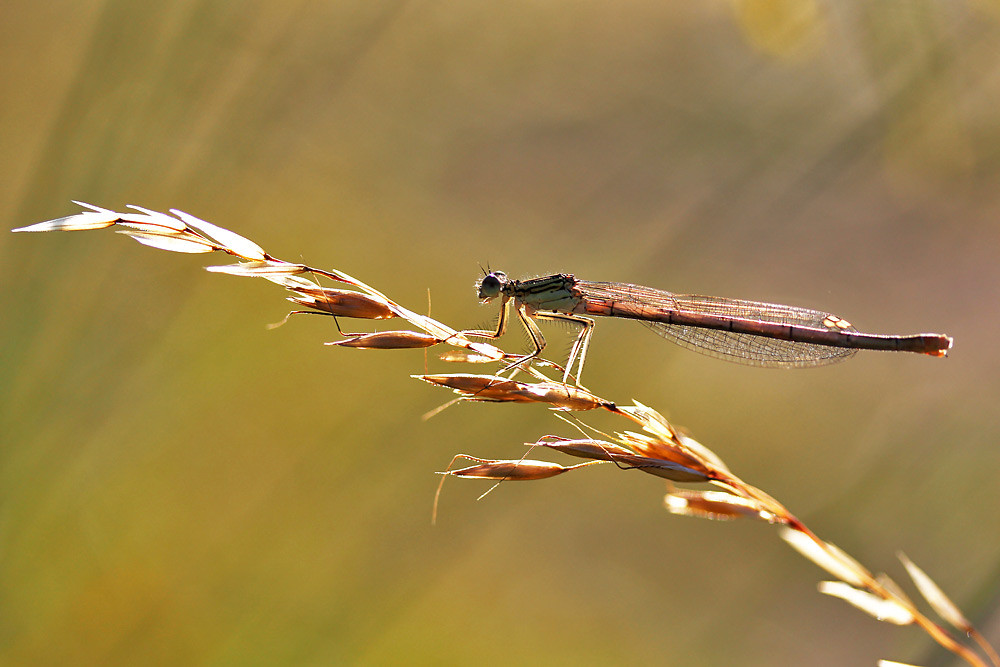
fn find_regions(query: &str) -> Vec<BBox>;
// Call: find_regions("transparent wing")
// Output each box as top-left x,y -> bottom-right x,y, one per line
577,282 -> 858,368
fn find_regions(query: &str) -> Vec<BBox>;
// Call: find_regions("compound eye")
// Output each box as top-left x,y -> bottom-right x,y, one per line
477,272 -> 506,300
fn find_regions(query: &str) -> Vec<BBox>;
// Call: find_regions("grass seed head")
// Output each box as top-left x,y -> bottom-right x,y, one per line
779,526 -> 872,588
443,458 -> 583,480
13,211 -> 120,233
327,331 -> 441,349
616,430 -> 715,478
287,288 -> 395,319
818,581 -> 916,625
169,209 -> 268,261
415,374 -> 536,401
607,452 -> 712,483
897,552 -> 971,631
207,261 -> 308,278
117,230 -> 218,253
415,375 -> 613,410
530,437 -> 633,461
438,350 -> 500,364
514,382 -> 614,411
665,489 -> 777,522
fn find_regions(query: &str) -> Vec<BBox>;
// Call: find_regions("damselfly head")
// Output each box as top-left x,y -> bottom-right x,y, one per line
477,271 -> 508,301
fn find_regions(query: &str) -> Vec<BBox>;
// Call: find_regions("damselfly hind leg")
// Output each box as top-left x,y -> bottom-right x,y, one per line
534,311 -> 594,386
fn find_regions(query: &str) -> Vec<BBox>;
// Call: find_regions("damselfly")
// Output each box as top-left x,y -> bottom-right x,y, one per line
468,272 -> 952,384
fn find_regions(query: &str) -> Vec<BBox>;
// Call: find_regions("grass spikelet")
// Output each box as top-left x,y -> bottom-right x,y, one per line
414,374 -> 614,411
818,581 -> 916,625
664,489 -> 777,522
169,209 -> 267,261
13,211 -> 119,232
286,288 -> 396,320
326,331 -> 441,349
117,230 -> 218,253
779,526 -> 871,588
206,260 -> 309,278
441,457 -> 597,481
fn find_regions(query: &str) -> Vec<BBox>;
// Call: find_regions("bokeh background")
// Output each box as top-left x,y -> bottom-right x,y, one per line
3,1 -> 1000,665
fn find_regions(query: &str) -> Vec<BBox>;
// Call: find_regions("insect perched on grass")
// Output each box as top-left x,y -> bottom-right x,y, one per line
470,271 -> 953,384
14,204 -> 994,667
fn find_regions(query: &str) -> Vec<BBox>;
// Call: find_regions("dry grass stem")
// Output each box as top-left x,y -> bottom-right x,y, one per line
13,203 -> 996,667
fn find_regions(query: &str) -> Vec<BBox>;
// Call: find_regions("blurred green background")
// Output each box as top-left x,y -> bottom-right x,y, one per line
3,1 -> 1000,665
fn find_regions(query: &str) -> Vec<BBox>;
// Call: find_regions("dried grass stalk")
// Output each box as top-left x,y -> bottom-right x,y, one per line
12,203 -> 996,667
